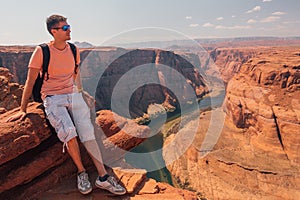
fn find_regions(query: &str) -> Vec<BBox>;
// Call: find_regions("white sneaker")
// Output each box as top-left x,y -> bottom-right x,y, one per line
95,176 -> 126,195
77,171 -> 92,194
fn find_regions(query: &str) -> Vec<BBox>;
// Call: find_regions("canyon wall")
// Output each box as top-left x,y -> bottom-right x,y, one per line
0,46 -> 34,84
95,49 -> 208,119
209,47 -> 256,83
164,46 -> 300,199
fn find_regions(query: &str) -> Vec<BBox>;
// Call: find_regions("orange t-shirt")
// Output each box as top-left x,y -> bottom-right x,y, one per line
28,41 -> 80,100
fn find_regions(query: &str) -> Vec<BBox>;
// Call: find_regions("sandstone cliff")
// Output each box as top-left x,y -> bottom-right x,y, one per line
164,46 -> 300,199
208,47 -> 256,84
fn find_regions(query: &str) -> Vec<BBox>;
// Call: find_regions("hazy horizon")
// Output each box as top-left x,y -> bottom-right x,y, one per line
1,36 -> 300,48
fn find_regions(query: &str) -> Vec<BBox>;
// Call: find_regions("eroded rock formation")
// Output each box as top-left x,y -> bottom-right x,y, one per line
0,67 -> 23,111
164,46 -> 300,199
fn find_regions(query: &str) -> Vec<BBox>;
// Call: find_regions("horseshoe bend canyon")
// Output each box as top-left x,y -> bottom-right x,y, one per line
0,38 -> 299,200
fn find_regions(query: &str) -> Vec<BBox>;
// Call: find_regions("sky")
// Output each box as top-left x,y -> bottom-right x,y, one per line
0,0 -> 299,45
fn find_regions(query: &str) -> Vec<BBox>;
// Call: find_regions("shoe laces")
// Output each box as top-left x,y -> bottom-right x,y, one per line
78,172 -> 89,186
107,176 -> 123,189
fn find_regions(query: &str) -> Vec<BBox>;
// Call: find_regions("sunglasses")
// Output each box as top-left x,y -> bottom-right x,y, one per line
52,25 -> 71,31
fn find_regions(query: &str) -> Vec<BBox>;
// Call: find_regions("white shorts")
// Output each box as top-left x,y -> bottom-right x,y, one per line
43,93 -> 95,143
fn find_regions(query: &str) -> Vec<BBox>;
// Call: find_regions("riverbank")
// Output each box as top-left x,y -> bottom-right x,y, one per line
125,90 -> 226,188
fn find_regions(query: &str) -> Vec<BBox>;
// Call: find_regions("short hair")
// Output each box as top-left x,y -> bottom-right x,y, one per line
46,14 -> 67,35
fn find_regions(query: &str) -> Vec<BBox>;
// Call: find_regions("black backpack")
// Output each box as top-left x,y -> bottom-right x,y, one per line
32,42 -> 78,102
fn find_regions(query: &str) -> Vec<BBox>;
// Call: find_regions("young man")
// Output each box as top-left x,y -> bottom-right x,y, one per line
7,14 -> 126,195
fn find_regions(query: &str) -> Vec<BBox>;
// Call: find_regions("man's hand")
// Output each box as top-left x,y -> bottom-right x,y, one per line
82,90 -> 96,109
6,111 -> 27,122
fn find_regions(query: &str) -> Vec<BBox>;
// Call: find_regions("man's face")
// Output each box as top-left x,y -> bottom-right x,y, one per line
51,21 -> 71,41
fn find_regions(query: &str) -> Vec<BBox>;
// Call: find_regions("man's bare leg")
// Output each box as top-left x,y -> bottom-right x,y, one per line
83,140 -> 107,176
67,137 -> 85,173
67,137 -> 93,194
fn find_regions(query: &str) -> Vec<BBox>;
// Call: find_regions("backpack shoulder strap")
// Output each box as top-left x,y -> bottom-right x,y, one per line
38,43 -> 50,80
67,42 -> 79,74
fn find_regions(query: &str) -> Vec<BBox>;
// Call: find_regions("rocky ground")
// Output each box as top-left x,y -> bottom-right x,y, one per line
0,103 -> 198,199
37,168 -> 197,200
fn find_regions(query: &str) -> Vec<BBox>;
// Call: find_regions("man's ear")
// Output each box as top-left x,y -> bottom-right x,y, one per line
50,29 -> 56,35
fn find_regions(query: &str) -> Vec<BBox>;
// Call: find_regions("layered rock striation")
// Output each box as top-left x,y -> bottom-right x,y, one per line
209,47 -> 256,84
224,47 -> 300,164
164,46 -> 300,199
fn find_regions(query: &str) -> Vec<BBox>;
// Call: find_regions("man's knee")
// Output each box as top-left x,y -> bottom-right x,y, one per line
79,132 -> 96,143
67,136 -> 78,144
